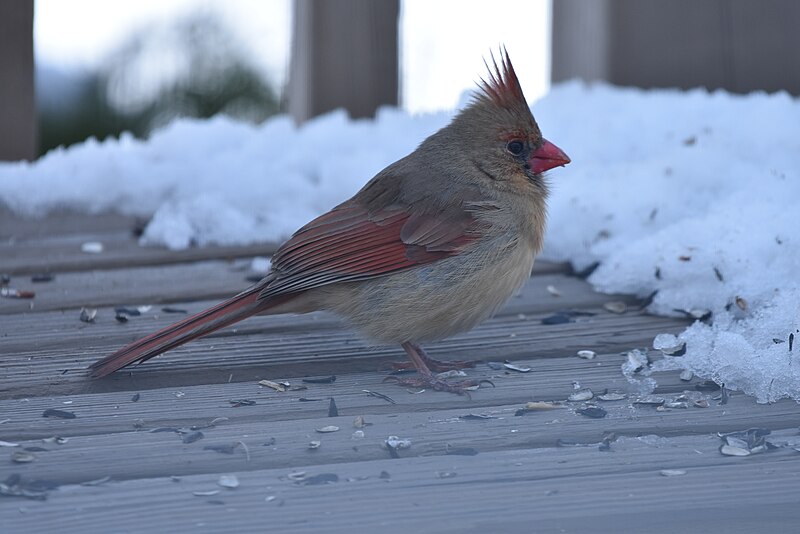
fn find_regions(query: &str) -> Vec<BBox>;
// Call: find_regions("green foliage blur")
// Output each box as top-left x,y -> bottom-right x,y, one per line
37,13 -> 281,156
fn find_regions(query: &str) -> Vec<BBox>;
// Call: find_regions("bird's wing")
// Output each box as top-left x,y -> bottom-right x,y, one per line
260,200 -> 485,300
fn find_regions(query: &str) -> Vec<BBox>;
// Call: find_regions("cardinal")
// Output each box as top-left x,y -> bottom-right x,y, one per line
90,50 -> 570,394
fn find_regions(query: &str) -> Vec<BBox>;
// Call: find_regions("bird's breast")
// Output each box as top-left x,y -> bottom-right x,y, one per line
321,233 -> 537,343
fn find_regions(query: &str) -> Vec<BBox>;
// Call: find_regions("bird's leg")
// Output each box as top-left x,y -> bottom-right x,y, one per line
387,342 -> 479,372
383,342 -> 492,395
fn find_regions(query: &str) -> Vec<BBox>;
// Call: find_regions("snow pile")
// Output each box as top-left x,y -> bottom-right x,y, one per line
2,82 -> 798,402
536,83 -> 799,403
0,109 -> 449,249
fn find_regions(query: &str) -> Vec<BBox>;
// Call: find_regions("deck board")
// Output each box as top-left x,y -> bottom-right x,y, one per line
0,210 -> 792,533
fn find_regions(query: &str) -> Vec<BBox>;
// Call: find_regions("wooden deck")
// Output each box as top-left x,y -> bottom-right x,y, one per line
2,209 -> 800,533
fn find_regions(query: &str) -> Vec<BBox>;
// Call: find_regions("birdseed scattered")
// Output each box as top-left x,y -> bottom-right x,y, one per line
459,413 -> 495,420
659,469 -> 687,477
81,476 -> 112,487
80,241 -> 104,253
384,436 -> 412,450
720,444 -> 750,456
634,396 -> 666,406
576,350 -> 596,360
576,405 -> 607,418
504,363 -> 531,373
546,285 -> 562,297
11,451 -> 36,463
259,380 -> 288,392
568,388 -> 594,402
217,475 -> 239,489
363,390 -> 396,404
42,408 -> 76,419
597,392 -> 627,401
181,431 -> 204,444
603,301 -> 627,314
302,375 -> 337,384
229,399 -> 256,407
1,287 -> 34,299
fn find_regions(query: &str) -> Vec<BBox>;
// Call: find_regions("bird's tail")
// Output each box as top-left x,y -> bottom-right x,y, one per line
89,286 -> 291,378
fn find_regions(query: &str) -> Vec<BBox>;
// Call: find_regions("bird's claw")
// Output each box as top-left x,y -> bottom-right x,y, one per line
383,375 -> 493,396
386,358 -> 479,372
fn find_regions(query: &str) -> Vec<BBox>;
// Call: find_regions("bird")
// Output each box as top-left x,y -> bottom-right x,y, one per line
89,49 -> 570,394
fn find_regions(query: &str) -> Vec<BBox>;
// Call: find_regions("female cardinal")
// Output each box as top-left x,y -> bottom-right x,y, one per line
90,50 -> 570,394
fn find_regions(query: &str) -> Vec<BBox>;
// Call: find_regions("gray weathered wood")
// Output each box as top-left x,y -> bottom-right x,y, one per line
0,262 -> 574,315
288,0 -> 399,123
552,0 -> 800,96
0,0 -> 36,161
2,210 -> 787,533
2,408 -> 799,533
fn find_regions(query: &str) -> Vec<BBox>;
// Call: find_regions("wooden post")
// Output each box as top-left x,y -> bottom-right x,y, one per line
288,0 -> 399,123
552,0 -> 800,96
0,0 -> 36,161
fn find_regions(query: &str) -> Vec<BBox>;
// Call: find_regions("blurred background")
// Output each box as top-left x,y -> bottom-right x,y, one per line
1,0 -> 797,161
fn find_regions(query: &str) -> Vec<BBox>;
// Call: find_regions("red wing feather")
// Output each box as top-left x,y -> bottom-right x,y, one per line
261,202 -> 481,299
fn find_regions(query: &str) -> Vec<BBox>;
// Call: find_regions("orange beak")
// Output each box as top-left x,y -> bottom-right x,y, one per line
529,138 -> 570,174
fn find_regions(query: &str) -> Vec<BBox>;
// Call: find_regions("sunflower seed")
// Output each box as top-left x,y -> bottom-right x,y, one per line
259,380 -> 287,392
79,308 -> 97,323
11,451 -> 36,463
576,350 -> 596,360
659,469 -> 687,477
81,241 -> 104,253
42,408 -> 76,419
576,406 -> 607,418
384,436 -> 412,450
568,388 -> 594,402
634,396 -> 666,406
720,445 -> 750,457
504,363 -> 531,373
316,426 -> 339,433
217,475 -> 239,488
597,392 -> 627,401
604,301 -> 627,314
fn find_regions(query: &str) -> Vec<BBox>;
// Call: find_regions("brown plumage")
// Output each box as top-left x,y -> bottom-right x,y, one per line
89,49 -> 570,393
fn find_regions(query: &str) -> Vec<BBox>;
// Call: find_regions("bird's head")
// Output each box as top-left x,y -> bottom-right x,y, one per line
435,49 -> 570,197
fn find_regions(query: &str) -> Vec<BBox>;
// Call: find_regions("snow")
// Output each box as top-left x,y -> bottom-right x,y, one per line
2,82 -> 799,403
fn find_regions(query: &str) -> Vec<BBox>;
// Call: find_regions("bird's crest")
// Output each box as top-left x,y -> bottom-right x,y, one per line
478,48 -> 526,110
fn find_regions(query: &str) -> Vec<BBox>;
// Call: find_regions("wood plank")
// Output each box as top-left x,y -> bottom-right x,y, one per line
0,230 -> 281,275
0,307 -> 686,398
5,443 -> 799,533
0,340 -> 746,443
2,388 -> 797,482
1,401 -> 798,533
0,260 -> 571,315
0,207 -> 139,240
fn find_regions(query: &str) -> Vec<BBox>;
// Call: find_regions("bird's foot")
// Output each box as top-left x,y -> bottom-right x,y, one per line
387,356 -> 479,373
383,374 -> 494,396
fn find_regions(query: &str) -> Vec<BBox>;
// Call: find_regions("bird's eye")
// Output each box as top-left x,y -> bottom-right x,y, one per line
506,140 -> 524,156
